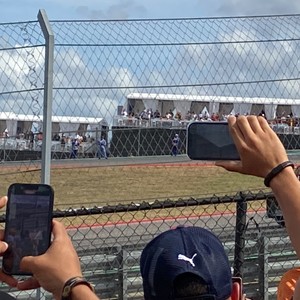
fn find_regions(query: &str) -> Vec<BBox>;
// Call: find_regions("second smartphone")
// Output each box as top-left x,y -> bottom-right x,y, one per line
3,183 -> 54,275
187,121 -> 240,160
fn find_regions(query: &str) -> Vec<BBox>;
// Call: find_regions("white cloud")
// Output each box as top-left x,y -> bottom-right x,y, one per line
217,0 -> 300,16
75,1 -> 147,20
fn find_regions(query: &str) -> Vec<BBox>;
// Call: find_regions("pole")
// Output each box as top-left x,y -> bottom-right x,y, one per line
233,193 -> 247,278
38,9 -> 54,185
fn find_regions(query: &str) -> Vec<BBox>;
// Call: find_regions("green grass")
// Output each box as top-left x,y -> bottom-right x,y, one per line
0,164 -> 267,209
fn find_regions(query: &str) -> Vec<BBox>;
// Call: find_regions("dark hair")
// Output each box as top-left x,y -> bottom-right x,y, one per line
173,273 -> 209,298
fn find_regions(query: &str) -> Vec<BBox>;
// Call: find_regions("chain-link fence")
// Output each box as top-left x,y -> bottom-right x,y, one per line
0,192 -> 292,299
1,11 -> 300,299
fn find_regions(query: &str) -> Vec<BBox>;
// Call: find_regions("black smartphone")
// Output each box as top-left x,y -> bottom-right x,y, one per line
3,183 -> 54,275
187,121 -> 240,160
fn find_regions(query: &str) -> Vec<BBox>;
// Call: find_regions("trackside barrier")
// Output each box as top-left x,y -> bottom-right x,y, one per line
0,191 -> 296,299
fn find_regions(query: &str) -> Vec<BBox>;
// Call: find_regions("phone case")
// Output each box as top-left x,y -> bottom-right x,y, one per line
3,183 -> 54,275
187,121 -> 240,160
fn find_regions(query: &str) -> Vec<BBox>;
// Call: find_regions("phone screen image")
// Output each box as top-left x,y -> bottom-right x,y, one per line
187,121 -> 240,161
3,184 -> 54,275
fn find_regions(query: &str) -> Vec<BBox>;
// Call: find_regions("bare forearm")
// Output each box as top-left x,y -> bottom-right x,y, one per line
215,116 -> 300,259
270,166 -> 300,257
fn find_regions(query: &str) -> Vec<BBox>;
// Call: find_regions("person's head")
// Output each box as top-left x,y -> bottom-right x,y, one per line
140,226 -> 239,300
277,268 -> 300,300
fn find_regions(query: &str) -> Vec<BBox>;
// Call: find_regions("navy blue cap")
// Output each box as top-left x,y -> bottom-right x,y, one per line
0,291 -> 17,299
140,226 -> 232,300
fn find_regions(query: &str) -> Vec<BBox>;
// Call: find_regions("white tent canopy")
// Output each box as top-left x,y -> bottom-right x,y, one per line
126,93 -> 300,119
0,113 -> 108,137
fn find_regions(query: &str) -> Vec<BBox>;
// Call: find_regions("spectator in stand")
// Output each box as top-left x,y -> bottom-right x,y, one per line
185,111 -> 192,121
166,109 -> 174,120
60,135 -> 66,152
0,196 -> 99,300
130,111 -> 136,118
53,133 -> 60,141
202,111 -> 210,120
29,131 -> 34,150
3,129 -> 9,138
148,108 -> 153,119
140,226 -> 245,300
153,109 -> 161,118
139,109 -> 149,120
121,107 -> 128,117
192,111 -> 198,120
211,112 -> 220,121
258,109 -> 267,119
175,112 -> 182,121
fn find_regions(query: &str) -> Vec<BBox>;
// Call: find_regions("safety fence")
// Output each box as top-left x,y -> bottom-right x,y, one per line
1,11 -> 300,300
1,13 -> 300,170
1,12 -> 300,190
0,191 -> 294,300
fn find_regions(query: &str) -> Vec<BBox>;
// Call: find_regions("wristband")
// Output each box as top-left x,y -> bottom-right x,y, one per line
61,276 -> 95,300
264,161 -> 294,187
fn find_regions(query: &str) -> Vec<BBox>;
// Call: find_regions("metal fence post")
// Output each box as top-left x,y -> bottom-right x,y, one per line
95,127 -> 99,158
38,9 -> 54,185
138,127 -> 141,156
117,247 -> 128,300
258,235 -> 269,300
233,194 -> 247,278
3,137 -> 6,162
36,9 -> 54,300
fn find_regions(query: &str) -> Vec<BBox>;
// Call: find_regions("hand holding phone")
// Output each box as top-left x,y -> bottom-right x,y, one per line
187,121 -> 240,161
18,220 -> 85,298
3,183 -> 54,275
0,191 -> 97,299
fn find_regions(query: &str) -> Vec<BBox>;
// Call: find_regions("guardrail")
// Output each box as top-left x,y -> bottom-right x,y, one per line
0,227 -> 294,300
0,192 -> 295,300
77,226 -> 294,300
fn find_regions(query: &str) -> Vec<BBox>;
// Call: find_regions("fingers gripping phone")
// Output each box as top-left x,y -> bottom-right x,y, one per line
232,277 -> 243,300
187,121 -> 240,160
3,183 -> 54,275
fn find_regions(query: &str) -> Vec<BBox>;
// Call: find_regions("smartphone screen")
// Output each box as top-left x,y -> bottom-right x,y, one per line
3,183 -> 54,275
187,121 -> 240,160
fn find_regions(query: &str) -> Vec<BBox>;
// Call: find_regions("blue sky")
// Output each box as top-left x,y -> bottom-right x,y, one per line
1,0 -> 300,121
1,0 -> 300,22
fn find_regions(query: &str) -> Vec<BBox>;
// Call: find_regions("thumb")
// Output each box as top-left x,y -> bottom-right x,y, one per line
20,256 -> 36,273
0,196 -> 7,209
0,241 -> 8,254
51,220 -> 69,242
215,161 -> 243,173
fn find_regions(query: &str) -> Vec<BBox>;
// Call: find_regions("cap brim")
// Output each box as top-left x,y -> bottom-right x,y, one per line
0,291 -> 17,299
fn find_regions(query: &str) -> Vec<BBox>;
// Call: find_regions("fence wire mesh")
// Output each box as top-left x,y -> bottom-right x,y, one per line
0,12 -> 300,299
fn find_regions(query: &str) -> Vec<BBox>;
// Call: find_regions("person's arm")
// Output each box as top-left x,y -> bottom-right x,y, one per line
17,220 -> 100,300
267,167 -> 300,257
216,115 -> 300,257
293,277 -> 300,299
70,285 -> 100,300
